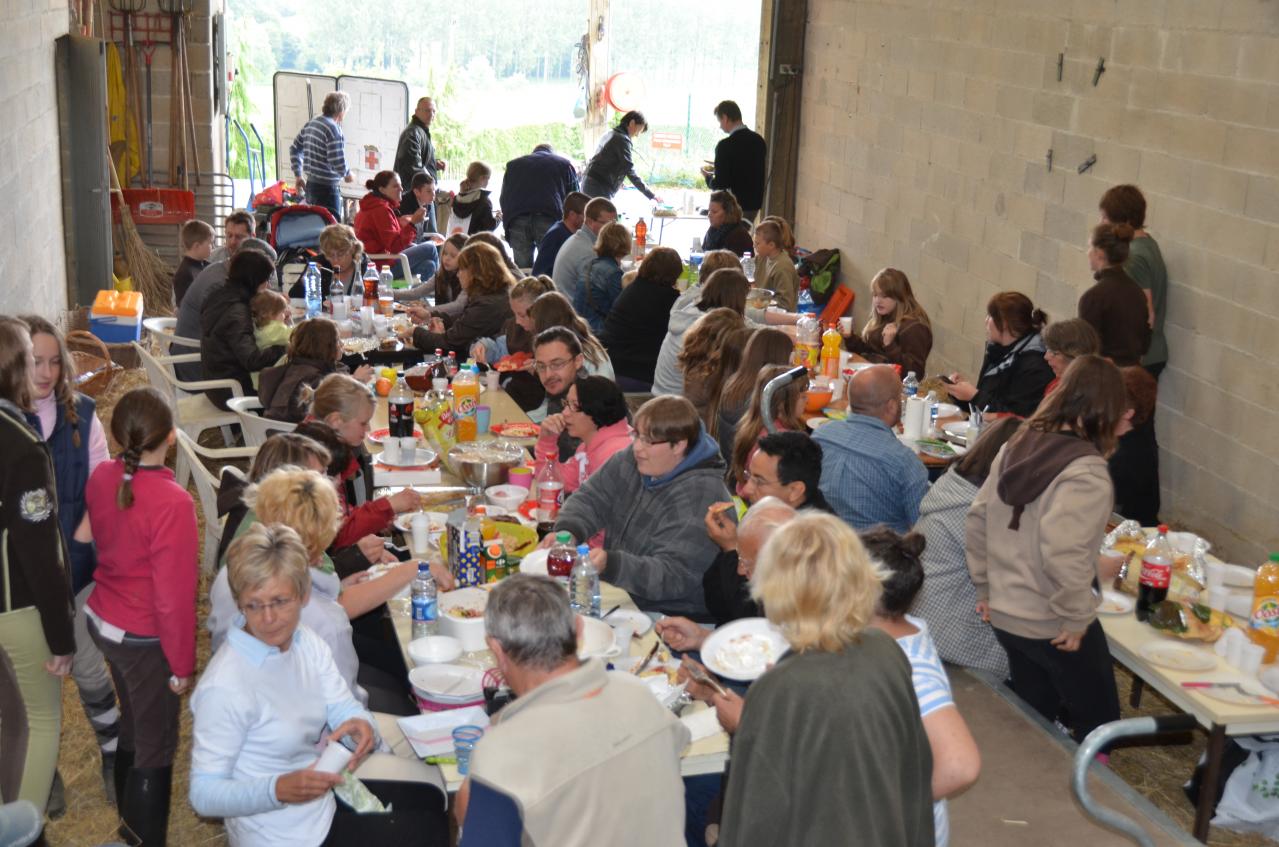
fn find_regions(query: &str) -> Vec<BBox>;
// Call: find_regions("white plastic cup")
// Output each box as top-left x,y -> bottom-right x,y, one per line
373,315 -> 390,338
691,236 -> 703,253
611,620 -> 634,657
1241,642 -> 1265,676
838,316 -> 853,335
314,740 -> 354,774
485,369 -> 500,391
410,513 -> 431,556
359,306 -> 374,336
1204,562 -> 1226,593
381,438 -> 401,465
1204,588 -> 1230,612
1227,632 -> 1247,669
399,436 -> 418,461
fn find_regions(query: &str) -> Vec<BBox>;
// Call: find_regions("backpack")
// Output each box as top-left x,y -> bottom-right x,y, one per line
797,248 -> 841,305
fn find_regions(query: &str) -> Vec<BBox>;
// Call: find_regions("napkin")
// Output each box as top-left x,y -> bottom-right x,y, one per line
396,705 -> 491,758
680,706 -> 725,744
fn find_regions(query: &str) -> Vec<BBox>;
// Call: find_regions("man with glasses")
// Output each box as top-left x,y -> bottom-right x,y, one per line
549,395 -> 730,617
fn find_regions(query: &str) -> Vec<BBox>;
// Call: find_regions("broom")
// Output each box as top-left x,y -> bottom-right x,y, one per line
107,148 -> 176,316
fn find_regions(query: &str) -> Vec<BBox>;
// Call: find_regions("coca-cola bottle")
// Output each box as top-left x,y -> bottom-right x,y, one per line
387,375 -> 414,438
1136,524 -> 1173,622
430,348 -> 449,383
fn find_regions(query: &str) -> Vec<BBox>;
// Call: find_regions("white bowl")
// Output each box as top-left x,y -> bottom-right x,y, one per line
577,615 -> 621,659
407,635 -> 463,667
486,484 -> 528,512
438,588 -> 489,652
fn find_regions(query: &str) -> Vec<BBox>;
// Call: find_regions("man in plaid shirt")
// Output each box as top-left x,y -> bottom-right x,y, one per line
290,91 -> 353,222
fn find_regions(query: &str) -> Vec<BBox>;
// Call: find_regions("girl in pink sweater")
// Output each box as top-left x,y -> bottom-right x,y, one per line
534,375 -> 633,494
85,386 -> 198,846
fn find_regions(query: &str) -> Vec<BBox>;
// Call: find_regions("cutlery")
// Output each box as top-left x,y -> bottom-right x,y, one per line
633,640 -> 661,676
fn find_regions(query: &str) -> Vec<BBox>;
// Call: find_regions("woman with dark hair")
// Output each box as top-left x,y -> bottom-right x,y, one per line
652,268 -> 753,395
406,232 -> 469,314
946,292 -> 1053,417
1078,222 -> 1151,366
1041,318 -> 1100,396
1099,183 -> 1167,377
678,313 -> 749,424
403,242 -> 514,357
841,268 -> 934,379
201,249 -> 290,409
865,526 -> 981,847
702,190 -> 753,256
258,317 -> 373,422
908,417 -> 1020,678
1108,366 -> 1161,526
533,375 -> 633,495
601,246 -> 684,391
967,354 -> 1132,743
581,110 -> 659,202
527,291 -> 615,378
353,170 -> 439,280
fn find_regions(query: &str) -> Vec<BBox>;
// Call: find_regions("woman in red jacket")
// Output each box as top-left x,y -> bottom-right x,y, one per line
84,387 -> 198,846
353,170 -> 439,281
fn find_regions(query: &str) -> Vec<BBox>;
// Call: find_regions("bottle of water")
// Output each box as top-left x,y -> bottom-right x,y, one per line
741,252 -> 756,284
569,544 -> 601,617
330,273 -> 347,320
901,371 -> 919,424
410,563 -> 438,638
303,262 -> 322,319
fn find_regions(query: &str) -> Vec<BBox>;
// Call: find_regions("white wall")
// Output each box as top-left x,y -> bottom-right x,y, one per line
0,2 -> 71,318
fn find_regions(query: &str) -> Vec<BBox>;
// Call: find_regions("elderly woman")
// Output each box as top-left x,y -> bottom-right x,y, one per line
191,523 -> 448,846
402,241 -> 514,357
353,170 -> 440,280
702,190 -> 753,256
715,513 -> 935,845
581,110 -> 658,202
533,375 -> 633,495
1041,318 -> 1100,396
313,224 -> 370,299
200,250 -> 289,410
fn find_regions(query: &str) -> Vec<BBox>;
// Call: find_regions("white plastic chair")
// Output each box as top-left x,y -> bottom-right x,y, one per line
367,253 -> 412,283
142,316 -> 198,356
225,396 -> 297,447
132,342 -> 242,486
174,430 -> 256,572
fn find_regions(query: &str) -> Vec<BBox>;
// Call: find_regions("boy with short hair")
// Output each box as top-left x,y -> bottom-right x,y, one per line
752,219 -> 799,311
173,219 -> 215,307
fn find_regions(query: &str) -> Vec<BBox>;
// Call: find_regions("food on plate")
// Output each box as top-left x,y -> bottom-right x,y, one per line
494,352 -> 531,372
447,606 -> 483,619
1147,600 -> 1229,642
451,444 -> 524,464
492,422 -> 540,438
714,633 -> 776,675
379,337 -> 398,352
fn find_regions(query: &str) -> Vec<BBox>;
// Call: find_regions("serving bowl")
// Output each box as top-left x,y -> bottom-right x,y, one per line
448,442 -> 525,489
407,635 -> 463,666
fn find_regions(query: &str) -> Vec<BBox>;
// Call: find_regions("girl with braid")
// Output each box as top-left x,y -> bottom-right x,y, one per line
20,314 -> 122,805
84,387 -> 198,847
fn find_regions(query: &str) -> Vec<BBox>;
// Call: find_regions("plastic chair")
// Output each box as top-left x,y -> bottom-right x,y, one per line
142,316 -> 199,356
225,396 -> 297,447
132,342 -> 242,486
367,253 -> 412,282
174,430 -> 256,572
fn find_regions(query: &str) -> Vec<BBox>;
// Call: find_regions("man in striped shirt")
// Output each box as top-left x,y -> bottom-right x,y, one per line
290,91 -> 353,222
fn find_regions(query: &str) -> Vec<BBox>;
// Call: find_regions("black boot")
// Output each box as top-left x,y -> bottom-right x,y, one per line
121,765 -> 172,847
113,748 -> 135,817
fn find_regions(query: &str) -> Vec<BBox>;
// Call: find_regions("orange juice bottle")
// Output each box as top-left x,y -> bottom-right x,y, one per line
1249,553 -> 1279,663
452,364 -> 480,442
820,325 -> 843,378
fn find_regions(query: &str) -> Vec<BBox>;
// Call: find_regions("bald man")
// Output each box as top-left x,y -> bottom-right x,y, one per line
812,364 -> 929,532
395,97 -> 446,225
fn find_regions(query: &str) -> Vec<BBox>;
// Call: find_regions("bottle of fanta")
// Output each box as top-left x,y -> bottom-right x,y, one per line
1249,552 -> 1279,663
453,364 -> 480,442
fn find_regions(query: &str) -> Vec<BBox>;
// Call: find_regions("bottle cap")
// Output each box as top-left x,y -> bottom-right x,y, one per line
474,505 -> 487,516
577,544 -> 590,555
556,531 -> 572,544
418,562 -> 430,573
1157,523 -> 1169,533
1270,553 -> 1279,563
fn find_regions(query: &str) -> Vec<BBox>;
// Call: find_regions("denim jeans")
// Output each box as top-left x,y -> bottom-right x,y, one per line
505,212 -> 558,270
305,180 -> 342,223
399,242 -> 439,281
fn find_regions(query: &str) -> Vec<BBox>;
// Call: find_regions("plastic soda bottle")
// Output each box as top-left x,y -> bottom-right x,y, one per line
452,364 -> 480,441
1249,553 -> 1279,663
378,266 -> 394,317
634,218 -> 647,252
535,453 -> 564,524
362,263 -> 379,307
741,252 -> 756,283
1136,524 -> 1173,622
387,375 -> 414,439
547,531 -> 575,581
820,324 -> 843,378
329,272 -> 347,320
795,315 -> 820,369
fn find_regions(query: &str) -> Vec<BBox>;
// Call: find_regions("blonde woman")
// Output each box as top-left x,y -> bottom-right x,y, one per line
451,161 -> 497,233
716,513 -> 935,846
402,241 -> 514,357
316,223 -> 368,298
302,374 -> 420,547
575,221 -> 631,333
841,268 -> 934,379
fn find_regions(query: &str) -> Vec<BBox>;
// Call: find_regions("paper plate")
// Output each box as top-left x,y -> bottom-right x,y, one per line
1097,590 -> 1135,615
1139,641 -> 1217,673
368,427 -> 424,444
392,511 -> 449,535
806,416 -> 834,430
933,403 -> 961,419
490,422 -> 541,439
376,447 -> 438,468
603,607 -> 654,637
519,548 -> 550,575
408,663 -> 485,702
702,617 -> 789,682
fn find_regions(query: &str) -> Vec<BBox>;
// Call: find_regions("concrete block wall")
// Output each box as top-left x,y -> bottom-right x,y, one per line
0,2 -> 71,317
795,0 -> 1279,562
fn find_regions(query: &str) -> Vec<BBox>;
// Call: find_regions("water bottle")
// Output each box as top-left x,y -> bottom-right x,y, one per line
569,543 -> 601,617
741,252 -> 756,283
303,262 -> 322,319
901,371 -> 919,424
378,266 -> 394,317
410,563 -> 438,638
329,273 -> 347,320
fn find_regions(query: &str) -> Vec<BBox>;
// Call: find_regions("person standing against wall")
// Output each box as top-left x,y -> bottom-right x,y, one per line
702,100 -> 767,222
395,97 -> 447,232
289,92 -> 354,223
1098,184 -> 1168,379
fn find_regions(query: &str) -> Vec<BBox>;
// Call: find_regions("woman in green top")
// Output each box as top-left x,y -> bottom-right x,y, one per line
1099,184 -> 1168,378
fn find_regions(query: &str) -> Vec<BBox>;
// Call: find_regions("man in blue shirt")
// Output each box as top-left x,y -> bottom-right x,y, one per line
289,91 -> 353,222
500,144 -> 580,269
530,191 -> 588,277
812,365 -> 929,532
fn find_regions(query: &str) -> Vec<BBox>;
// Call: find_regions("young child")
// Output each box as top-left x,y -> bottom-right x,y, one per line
84,386 -> 198,846
451,161 -> 498,234
172,219 -> 215,308
250,289 -> 291,351
752,218 -> 799,311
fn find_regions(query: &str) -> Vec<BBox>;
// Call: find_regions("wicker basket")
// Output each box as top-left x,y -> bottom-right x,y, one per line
66,330 -> 121,397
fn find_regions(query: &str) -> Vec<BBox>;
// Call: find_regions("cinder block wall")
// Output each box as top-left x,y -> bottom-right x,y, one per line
0,4 -> 72,317
796,0 -> 1279,562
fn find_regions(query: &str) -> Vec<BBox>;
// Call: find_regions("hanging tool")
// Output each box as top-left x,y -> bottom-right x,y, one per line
159,0 -> 196,187
110,0 -> 146,185
141,39 -> 156,186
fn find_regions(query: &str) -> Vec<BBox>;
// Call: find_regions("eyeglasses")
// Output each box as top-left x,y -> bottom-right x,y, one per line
534,358 -> 574,374
563,400 -> 581,413
241,596 -> 299,616
632,432 -> 669,447
746,474 -> 779,488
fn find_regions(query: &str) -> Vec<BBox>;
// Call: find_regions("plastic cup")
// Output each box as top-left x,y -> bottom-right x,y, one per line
838,316 -> 853,335
314,740 -> 354,774
410,513 -> 431,557
399,436 -> 418,461
611,620 -> 634,656
1241,642 -> 1265,676
359,307 -> 374,336
476,405 -> 491,435
1204,562 -> 1226,592
507,466 -> 533,489
381,438 -> 401,464
452,725 -> 485,775
485,369 -> 500,391
1204,588 -> 1229,612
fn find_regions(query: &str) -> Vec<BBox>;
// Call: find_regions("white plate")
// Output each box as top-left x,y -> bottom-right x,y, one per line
942,421 -> 972,439
407,663 -> 485,702
806,416 -> 834,430
604,608 -> 654,637
1097,590 -> 1135,615
701,617 -> 789,682
1139,641 -> 1217,673
933,402 -> 960,419
367,427 -> 424,444
518,548 -> 550,575
577,615 -> 621,659
392,511 -> 448,535
377,447 -> 438,468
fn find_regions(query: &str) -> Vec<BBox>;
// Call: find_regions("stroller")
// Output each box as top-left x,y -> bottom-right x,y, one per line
268,204 -> 337,297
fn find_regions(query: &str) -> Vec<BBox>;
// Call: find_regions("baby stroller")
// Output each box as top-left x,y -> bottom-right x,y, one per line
269,204 -> 337,297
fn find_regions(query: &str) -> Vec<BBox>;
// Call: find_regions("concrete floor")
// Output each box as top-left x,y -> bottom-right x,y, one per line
949,669 -> 1197,846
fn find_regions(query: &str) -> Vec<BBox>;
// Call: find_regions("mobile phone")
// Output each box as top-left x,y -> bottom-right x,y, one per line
935,374 -> 955,385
